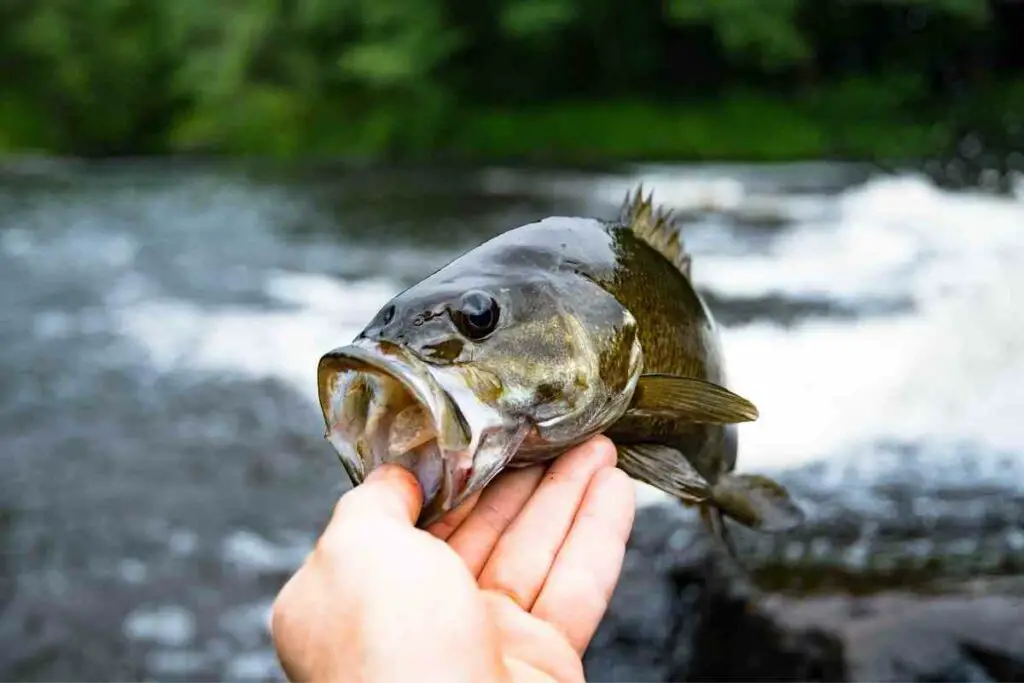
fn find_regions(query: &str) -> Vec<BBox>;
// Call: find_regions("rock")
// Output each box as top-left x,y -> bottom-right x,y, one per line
587,502 -> 1024,683
583,505 -> 848,682
768,590 -> 1024,682
679,568 -> 847,682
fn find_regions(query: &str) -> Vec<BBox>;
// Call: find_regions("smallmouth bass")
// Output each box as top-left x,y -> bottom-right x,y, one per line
317,188 -> 804,555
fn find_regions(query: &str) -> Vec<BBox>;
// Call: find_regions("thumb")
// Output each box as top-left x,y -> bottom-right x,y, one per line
331,464 -> 424,527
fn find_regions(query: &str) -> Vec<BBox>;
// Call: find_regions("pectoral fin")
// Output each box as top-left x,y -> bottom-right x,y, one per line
616,443 -> 713,503
710,473 -> 804,533
627,374 -> 759,424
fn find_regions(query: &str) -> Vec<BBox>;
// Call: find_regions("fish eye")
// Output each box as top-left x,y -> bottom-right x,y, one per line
378,305 -> 395,326
452,290 -> 500,340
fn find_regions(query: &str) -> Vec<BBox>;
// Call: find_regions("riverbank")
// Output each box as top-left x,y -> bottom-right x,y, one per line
2,82 -> 1021,164
445,96 -> 945,163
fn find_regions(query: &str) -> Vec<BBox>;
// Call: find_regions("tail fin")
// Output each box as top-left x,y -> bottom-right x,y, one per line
614,441 -> 804,566
700,472 -> 804,570
710,472 -> 805,533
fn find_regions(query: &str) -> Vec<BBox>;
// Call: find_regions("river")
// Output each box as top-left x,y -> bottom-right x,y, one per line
1,159 -> 1022,680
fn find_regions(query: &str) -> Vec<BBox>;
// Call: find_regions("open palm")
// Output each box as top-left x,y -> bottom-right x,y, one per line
272,436 -> 636,683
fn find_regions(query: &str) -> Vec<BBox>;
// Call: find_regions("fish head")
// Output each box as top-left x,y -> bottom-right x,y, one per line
318,243 -> 642,526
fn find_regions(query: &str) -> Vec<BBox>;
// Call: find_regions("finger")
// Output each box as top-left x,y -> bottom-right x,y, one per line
477,436 -> 617,611
445,464 -> 548,576
484,591 -> 586,683
329,464 -> 423,529
425,489 -> 482,540
272,570 -> 343,681
530,467 -> 635,655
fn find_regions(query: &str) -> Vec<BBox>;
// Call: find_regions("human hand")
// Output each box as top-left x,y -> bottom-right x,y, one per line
271,435 -> 636,683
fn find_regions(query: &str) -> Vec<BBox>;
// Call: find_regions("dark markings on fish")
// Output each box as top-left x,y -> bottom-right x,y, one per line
535,382 -> 559,404
421,338 -> 464,362
596,317 -> 637,397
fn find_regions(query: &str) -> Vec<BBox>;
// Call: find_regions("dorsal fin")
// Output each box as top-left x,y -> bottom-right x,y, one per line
619,185 -> 692,278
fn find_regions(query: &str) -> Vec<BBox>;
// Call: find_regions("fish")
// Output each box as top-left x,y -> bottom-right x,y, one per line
316,187 -> 805,557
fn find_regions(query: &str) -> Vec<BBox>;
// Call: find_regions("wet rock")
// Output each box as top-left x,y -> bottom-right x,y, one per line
679,573 -> 846,682
583,505 -> 848,682
769,590 -> 1024,682
587,502 -> 1024,683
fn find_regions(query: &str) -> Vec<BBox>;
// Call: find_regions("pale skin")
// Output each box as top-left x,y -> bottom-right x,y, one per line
271,435 -> 636,683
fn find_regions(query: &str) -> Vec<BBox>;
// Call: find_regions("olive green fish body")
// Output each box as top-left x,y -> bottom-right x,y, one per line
598,192 -> 803,544
364,217 -> 645,463
317,188 -> 805,546
588,222 -> 731,483
425,199 -> 734,479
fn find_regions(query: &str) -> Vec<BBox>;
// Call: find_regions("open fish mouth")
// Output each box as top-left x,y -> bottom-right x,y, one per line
317,337 -> 520,526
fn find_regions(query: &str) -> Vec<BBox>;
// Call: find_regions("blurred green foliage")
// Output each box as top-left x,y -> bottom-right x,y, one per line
0,0 -> 1017,160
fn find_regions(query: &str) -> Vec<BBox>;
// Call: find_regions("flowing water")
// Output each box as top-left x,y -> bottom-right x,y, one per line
1,159 -> 1022,680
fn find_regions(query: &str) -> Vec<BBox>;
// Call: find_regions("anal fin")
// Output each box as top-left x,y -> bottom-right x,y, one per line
616,443 -> 712,503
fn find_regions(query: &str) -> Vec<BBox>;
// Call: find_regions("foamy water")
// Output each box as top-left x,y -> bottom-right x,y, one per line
85,170 -> 1024,507
109,272 -> 397,389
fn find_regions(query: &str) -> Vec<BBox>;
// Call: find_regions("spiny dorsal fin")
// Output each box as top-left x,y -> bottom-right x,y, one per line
620,185 -> 692,278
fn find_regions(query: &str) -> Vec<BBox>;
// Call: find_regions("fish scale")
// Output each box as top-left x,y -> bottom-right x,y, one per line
317,187 -> 805,554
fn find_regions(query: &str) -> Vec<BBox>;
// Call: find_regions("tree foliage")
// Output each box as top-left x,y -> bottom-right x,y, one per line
0,0 -> 1008,156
